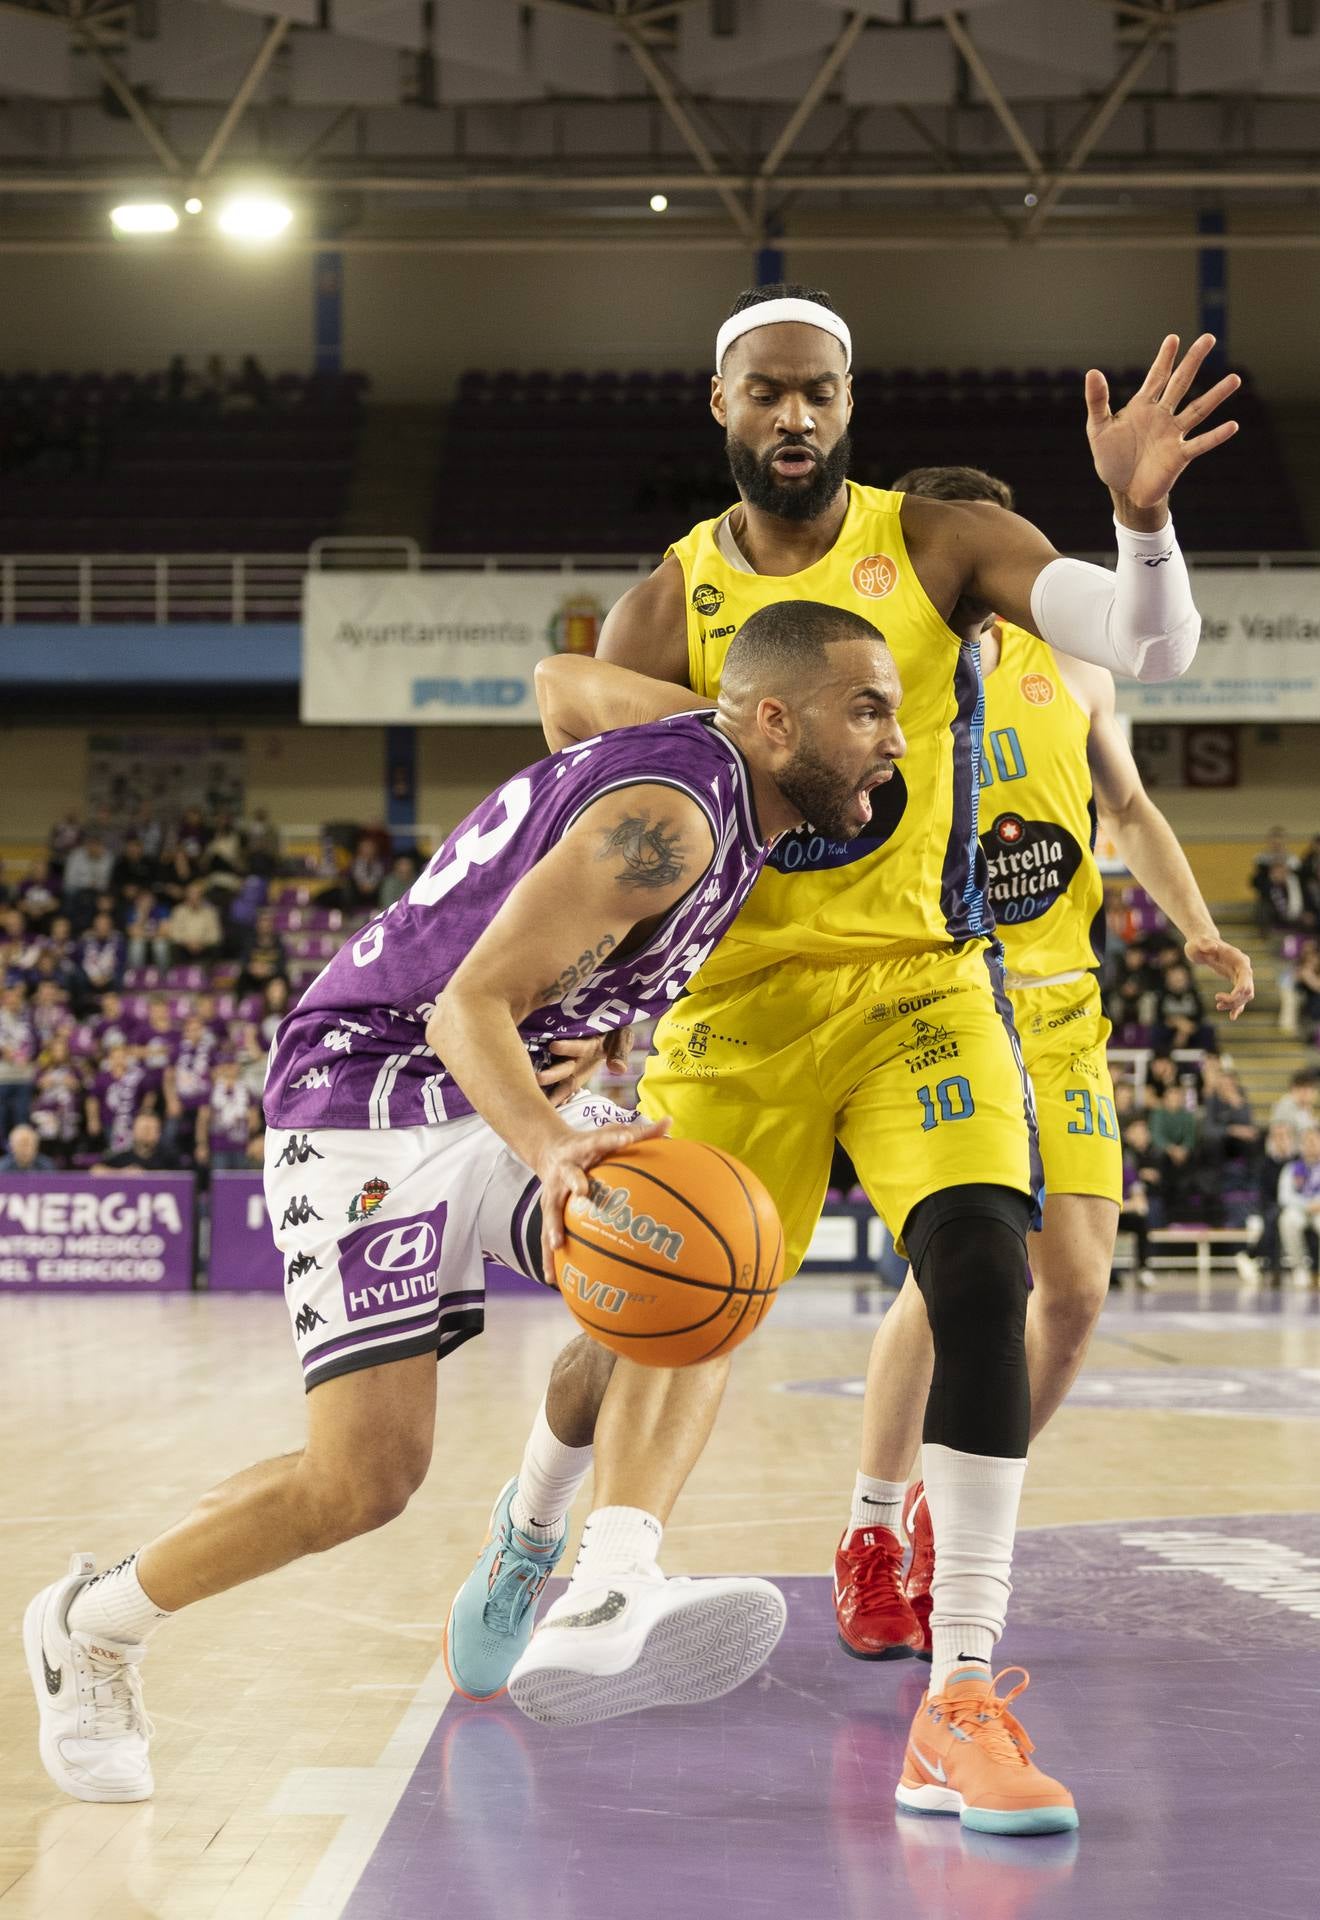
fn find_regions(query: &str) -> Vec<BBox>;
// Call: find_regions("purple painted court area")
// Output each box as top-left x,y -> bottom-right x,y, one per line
344,1517 -> 1320,1920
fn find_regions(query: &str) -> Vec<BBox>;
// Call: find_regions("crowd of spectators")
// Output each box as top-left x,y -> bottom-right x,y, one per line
0,805 -> 403,1182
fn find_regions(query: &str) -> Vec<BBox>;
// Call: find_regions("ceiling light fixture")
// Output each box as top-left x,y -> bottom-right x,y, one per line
184,196 -> 203,215
217,194 -> 293,242
649,193 -> 669,213
109,202 -> 179,235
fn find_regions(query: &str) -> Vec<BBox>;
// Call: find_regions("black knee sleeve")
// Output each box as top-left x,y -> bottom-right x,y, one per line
906,1184 -> 1032,1458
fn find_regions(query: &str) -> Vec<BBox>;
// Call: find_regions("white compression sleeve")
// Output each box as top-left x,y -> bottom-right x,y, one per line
1028,514 -> 1200,683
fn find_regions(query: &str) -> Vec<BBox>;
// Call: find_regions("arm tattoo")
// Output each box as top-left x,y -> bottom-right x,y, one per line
534,932 -> 617,1007
599,812 -> 687,892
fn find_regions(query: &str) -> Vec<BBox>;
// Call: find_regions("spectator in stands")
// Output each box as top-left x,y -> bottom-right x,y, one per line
30,1035 -> 84,1168
194,991 -> 226,1042
259,976 -> 290,1049
17,868 -> 57,931
86,1038 -> 150,1156
1253,826 -> 1298,878
1293,939 -> 1320,1028
1117,1115 -> 1161,1289
29,979 -> 73,1050
1278,1126 -> 1320,1288
138,999 -> 179,1110
61,835 -> 115,929
167,1013 -> 217,1153
231,1021 -> 266,1100
1250,1119 -> 1299,1284
347,836 -> 385,912
156,844 -> 199,907
1149,1082 -> 1200,1217
380,853 -> 418,912
0,982 -> 35,1134
1254,858 -> 1311,936
75,909 -> 125,1003
196,1056 -> 260,1171
125,892 -> 172,973
112,834 -> 157,900
0,1123 -> 54,1174
1154,962 -> 1215,1053
1270,1068 -> 1318,1155
1200,1055 -> 1261,1183
92,1109 -> 183,1176
164,881 -> 223,965
202,815 -> 247,902
47,813 -> 81,879
243,808 -> 279,879
235,909 -> 287,1001
1299,835 -> 1320,920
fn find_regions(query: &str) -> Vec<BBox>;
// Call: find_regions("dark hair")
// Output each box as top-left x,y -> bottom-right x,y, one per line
721,599 -> 885,696
893,464 -> 1015,511
726,283 -> 837,318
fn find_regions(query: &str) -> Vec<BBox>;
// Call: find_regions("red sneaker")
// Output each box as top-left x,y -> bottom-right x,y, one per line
834,1525 -> 926,1661
902,1480 -> 934,1662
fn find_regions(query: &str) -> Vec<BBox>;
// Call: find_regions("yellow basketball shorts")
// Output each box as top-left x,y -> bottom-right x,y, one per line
1010,974 -> 1123,1209
640,940 -> 1039,1278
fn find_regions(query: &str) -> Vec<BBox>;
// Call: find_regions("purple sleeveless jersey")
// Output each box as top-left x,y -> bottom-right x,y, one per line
264,712 -> 766,1132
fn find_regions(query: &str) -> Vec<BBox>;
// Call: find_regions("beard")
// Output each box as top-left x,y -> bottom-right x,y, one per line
725,429 -> 852,523
774,732 -> 874,843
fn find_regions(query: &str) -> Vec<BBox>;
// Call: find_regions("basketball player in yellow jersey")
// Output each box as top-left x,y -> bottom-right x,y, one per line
833,464 -> 1254,1675
450,284 -> 1241,1833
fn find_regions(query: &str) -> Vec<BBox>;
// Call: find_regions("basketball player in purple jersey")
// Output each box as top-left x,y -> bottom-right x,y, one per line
25,600 -> 904,1802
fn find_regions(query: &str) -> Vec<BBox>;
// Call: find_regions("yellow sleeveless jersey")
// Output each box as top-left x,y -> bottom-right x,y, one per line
669,482 -> 989,982
978,621 -> 1105,981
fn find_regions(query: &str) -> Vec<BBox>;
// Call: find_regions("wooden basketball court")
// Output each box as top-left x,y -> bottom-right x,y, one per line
2,1271 -> 1318,1918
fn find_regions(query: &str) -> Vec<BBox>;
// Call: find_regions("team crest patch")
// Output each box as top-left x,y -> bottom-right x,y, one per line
1020,672 -> 1055,705
691,582 -> 725,617
347,1177 -> 390,1224
851,553 -> 898,599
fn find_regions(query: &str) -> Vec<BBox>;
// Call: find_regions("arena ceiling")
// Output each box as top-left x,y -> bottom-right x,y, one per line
3,0 -> 1320,251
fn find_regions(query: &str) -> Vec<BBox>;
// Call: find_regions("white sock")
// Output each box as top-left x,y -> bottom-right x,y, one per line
921,1441 -> 1026,1695
66,1553 -> 171,1645
509,1397 -> 594,1544
847,1471 -> 907,1541
571,1506 -> 662,1586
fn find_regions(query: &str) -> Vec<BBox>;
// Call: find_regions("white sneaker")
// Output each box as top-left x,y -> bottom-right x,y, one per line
1135,1266 -> 1156,1291
1235,1251 -> 1262,1287
1291,1267 -> 1314,1292
24,1553 -> 154,1802
506,1565 -> 786,1726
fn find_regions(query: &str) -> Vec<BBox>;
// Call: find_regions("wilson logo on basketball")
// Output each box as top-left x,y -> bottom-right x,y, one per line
851,553 -> 898,599
1020,672 -> 1055,705
581,1179 -> 686,1262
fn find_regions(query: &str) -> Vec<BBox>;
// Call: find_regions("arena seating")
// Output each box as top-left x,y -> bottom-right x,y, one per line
0,369 -> 365,554
434,365 -> 1307,555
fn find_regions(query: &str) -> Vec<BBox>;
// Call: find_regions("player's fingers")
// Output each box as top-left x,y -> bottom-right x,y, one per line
1161,331 -> 1215,411
1183,420 -> 1239,460
536,1058 -> 579,1086
1175,370 -> 1241,428
1135,334 -> 1179,401
1083,368 -> 1110,427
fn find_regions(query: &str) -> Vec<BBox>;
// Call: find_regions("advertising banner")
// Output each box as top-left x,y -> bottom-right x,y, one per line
301,570 -> 645,725
208,1173 -> 283,1293
0,1174 -> 195,1294
1117,569 -> 1320,720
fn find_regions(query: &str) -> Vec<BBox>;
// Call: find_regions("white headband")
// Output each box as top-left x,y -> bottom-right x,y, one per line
715,297 -> 852,375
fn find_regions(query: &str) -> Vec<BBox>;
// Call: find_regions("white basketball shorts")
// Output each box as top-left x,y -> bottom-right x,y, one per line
263,1092 -> 638,1392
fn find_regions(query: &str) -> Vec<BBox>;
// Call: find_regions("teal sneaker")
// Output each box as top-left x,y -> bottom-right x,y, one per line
444,1479 -> 567,1701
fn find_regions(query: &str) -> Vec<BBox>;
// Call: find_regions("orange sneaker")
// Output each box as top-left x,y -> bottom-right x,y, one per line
834,1525 -> 926,1661
901,1480 -> 934,1661
895,1666 -> 1079,1835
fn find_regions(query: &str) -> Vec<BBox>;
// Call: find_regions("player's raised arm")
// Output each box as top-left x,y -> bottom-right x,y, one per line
1085,668 -> 1254,1019
425,783 -> 715,1275
534,653 -> 708,752
927,333 -> 1240,685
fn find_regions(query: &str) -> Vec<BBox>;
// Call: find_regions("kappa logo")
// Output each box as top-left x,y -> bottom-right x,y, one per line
851,552 -> 898,599
1019,672 -> 1055,706
346,1176 -> 390,1223
691,582 -> 725,617
286,1250 -> 321,1285
365,1219 -> 438,1273
580,1179 -> 685,1261
292,1066 -> 332,1091
322,1030 -> 356,1054
276,1134 -> 324,1168
281,1195 -> 323,1230
294,1301 -> 327,1337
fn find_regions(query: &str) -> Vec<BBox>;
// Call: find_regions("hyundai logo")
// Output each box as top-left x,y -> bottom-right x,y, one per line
364,1221 -> 438,1272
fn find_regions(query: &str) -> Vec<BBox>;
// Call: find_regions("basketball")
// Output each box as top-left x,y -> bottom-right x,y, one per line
553,1136 -> 785,1367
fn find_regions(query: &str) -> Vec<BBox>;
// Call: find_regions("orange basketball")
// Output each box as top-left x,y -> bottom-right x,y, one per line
553,1135 -> 785,1367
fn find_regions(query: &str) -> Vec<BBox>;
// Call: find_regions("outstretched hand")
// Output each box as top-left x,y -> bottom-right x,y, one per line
1086,334 -> 1240,515
1185,932 -> 1255,1021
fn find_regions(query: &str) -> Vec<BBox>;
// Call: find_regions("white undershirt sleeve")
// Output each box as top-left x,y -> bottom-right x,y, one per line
1028,514 -> 1201,683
